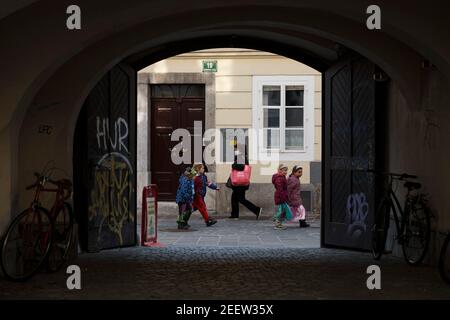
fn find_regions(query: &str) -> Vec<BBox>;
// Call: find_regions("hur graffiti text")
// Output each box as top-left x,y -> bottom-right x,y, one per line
96,117 -> 129,153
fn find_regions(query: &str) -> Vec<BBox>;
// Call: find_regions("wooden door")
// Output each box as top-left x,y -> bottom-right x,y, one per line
150,84 -> 205,201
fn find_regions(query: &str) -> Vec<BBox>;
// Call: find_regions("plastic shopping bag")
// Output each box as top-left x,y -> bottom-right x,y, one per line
275,203 -> 293,221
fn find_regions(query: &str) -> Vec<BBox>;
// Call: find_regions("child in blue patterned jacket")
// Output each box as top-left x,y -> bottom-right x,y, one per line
176,167 -> 196,230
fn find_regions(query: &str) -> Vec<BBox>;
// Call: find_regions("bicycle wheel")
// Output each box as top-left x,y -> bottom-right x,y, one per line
46,202 -> 74,273
439,233 -> 450,284
402,200 -> 431,265
372,199 -> 391,260
0,207 -> 52,281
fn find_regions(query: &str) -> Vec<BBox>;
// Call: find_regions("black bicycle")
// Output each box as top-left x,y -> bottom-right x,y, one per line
371,170 -> 431,265
439,232 -> 450,284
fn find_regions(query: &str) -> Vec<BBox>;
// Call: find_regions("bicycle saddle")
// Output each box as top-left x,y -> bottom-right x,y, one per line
404,181 -> 421,190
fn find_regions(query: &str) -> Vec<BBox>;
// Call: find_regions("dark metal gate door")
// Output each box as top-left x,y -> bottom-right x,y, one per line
75,64 -> 137,252
323,56 -> 383,250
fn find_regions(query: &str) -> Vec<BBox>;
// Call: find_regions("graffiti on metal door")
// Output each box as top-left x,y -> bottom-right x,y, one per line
88,116 -> 134,246
345,192 -> 369,242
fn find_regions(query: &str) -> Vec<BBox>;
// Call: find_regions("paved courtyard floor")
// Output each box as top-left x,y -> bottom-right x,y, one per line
156,214 -> 321,248
0,215 -> 449,300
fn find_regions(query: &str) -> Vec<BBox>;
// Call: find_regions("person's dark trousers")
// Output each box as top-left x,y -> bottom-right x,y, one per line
231,186 -> 260,218
178,203 -> 192,225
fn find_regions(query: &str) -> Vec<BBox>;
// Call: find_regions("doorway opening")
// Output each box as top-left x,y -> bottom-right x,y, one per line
73,45 -> 387,253
137,48 -> 323,249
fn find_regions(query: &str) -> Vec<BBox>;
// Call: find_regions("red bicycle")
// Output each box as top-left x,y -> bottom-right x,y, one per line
0,172 -> 74,281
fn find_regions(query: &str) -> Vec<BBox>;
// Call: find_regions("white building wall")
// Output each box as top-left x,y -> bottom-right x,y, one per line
139,49 -> 322,185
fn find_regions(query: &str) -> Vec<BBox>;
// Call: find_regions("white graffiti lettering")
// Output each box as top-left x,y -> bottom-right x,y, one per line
96,117 -> 129,153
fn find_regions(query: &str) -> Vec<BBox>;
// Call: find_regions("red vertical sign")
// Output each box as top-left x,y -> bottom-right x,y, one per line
141,185 -> 163,246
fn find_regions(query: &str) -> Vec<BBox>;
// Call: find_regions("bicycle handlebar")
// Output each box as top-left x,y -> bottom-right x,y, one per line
25,172 -> 42,190
366,169 -> 417,180
27,172 -> 72,194
25,183 -> 37,190
400,173 -> 418,179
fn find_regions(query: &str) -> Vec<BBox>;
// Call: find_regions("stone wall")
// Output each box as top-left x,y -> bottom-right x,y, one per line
387,68 -> 450,265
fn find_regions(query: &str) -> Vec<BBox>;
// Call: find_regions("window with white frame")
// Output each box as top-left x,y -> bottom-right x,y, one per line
219,128 -> 249,163
252,76 -> 315,161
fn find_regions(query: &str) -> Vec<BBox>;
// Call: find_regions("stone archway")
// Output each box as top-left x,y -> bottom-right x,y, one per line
1,2 -> 449,260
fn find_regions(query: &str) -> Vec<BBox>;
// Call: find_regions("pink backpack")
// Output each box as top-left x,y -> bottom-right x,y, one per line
230,165 -> 252,186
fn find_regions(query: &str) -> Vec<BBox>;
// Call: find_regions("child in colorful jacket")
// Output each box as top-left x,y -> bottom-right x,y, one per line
287,165 -> 310,228
175,167 -> 196,230
272,164 -> 293,230
193,163 -> 218,227
194,164 -> 220,202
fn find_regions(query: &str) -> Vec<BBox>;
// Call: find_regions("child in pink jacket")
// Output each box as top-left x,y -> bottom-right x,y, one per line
287,165 -> 310,228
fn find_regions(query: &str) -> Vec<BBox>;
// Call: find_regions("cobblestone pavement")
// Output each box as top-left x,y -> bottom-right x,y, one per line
0,211 -> 449,300
156,215 -> 321,248
1,245 -> 450,299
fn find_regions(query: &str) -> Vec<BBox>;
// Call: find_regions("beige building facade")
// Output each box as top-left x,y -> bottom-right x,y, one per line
138,49 -> 322,215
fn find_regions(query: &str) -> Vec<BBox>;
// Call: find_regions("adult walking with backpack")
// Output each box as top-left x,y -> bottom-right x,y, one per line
227,159 -> 262,220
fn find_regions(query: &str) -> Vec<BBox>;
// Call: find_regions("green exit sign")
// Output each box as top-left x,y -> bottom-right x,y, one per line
202,60 -> 217,72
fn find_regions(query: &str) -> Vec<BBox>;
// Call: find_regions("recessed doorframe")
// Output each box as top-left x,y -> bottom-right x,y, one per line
137,72 -> 216,210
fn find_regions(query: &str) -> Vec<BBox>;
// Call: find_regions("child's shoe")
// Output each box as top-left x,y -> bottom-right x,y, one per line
206,219 -> 217,227
274,221 -> 286,230
178,222 -> 189,230
299,220 -> 310,228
